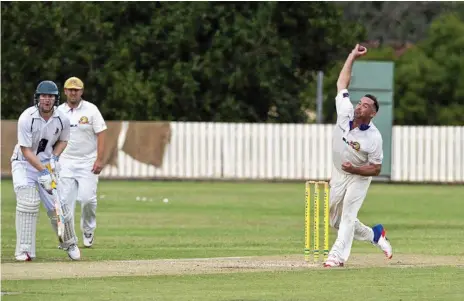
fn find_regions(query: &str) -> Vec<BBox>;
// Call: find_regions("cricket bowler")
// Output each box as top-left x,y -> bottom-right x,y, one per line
324,44 -> 393,267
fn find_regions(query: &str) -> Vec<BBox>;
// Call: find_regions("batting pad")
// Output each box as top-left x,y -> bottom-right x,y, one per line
15,186 -> 40,258
48,202 -> 77,249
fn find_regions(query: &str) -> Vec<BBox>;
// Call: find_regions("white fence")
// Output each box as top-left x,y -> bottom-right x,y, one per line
391,126 -> 463,183
101,122 -> 464,183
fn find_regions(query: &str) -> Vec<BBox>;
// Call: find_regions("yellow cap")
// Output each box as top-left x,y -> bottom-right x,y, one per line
64,77 -> 84,89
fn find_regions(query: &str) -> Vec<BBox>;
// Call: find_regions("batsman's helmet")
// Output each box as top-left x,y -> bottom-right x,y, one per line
34,80 -> 60,106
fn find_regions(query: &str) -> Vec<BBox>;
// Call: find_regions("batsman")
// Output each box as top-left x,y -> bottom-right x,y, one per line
11,80 -> 80,261
324,44 -> 393,267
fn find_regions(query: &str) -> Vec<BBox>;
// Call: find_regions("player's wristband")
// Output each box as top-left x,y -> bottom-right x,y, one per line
51,154 -> 60,162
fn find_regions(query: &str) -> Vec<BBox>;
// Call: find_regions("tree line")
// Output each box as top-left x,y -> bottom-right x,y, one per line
1,2 -> 463,125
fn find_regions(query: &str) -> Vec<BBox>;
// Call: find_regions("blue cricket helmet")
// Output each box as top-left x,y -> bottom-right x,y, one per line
34,80 -> 60,106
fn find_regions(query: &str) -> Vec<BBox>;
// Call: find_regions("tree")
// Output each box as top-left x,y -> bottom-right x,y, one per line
395,13 -> 464,125
336,1 -> 461,44
1,2 -> 365,122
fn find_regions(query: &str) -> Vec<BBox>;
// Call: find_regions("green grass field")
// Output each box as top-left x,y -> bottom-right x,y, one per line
1,180 -> 463,301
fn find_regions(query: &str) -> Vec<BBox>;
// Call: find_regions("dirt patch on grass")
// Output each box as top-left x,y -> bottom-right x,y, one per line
2,254 -> 463,280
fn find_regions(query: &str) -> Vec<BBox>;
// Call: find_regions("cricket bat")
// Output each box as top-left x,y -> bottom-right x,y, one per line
46,163 -> 65,243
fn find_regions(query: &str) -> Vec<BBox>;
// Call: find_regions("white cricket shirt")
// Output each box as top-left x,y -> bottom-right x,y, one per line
58,100 -> 107,161
11,106 -> 71,165
332,89 -> 383,175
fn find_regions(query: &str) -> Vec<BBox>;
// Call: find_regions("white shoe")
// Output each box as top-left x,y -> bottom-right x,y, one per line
15,252 -> 32,262
323,255 -> 344,268
372,224 -> 393,259
83,232 -> 94,248
66,244 -> 81,260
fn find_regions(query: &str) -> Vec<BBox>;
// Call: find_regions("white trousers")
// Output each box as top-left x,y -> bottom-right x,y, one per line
328,167 -> 374,263
59,158 -> 99,235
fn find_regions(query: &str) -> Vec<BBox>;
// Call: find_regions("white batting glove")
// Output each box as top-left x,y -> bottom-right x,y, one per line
38,169 -> 53,194
50,154 -> 61,177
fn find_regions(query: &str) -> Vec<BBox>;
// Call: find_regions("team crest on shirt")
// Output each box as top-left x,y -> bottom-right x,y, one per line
349,141 -> 361,151
342,137 -> 361,151
79,116 -> 89,124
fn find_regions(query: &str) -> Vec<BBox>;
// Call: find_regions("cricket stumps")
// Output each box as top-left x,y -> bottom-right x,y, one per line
304,181 -> 329,263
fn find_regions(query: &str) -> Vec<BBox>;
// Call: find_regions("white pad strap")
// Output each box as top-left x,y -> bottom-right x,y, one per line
15,186 -> 40,258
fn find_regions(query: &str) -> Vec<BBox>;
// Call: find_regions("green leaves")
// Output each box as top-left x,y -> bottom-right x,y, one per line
395,13 -> 464,125
2,2 -> 363,122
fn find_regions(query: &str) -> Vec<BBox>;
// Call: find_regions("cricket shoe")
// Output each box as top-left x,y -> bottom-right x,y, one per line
323,255 -> 345,268
65,244 -> 81,261
372,224 -> 393,259
15,252 -> 32,262
83,232 -> 94,248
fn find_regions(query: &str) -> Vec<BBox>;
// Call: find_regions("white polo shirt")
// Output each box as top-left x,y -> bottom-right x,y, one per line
332,89 -> 383,175
11,106 -> 71,165
58,100 -> 107,161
